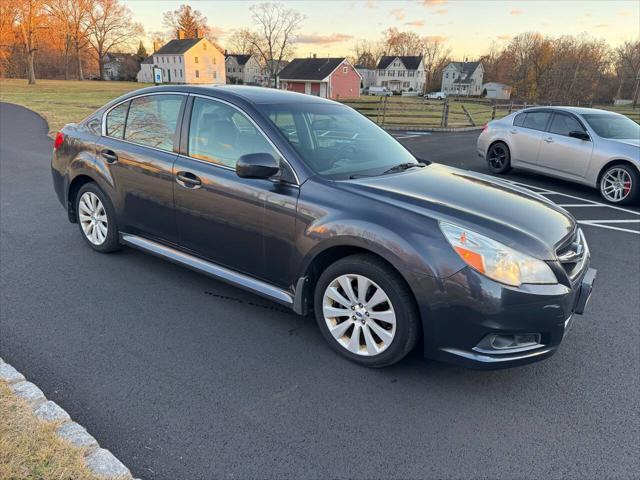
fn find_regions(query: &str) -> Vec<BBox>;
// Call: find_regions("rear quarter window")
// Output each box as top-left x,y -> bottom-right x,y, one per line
513,113 -> 525,127
105,102 -> 129,138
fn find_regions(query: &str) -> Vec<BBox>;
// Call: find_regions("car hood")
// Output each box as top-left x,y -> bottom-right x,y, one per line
342,164 -> 576,260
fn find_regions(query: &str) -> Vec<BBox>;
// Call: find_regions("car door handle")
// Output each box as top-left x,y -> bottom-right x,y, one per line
509,129 -> 517,134
544,137 -> 554,143
100,149 -> 118,164
176,171 -> 202,189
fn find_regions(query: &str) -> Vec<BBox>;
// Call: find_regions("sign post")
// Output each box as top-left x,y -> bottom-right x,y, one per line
153,67 -> 163,86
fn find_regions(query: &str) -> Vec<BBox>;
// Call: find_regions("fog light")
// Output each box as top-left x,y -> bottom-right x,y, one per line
473,333 -> 542,355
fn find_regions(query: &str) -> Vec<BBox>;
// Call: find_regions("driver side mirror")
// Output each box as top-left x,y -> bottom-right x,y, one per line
236,153 -> 280,179
569,131 -> 590,141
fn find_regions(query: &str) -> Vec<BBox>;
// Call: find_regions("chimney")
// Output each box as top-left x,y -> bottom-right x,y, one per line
312,53 -> 317,59
153,40 -> 160,53
224,49 -> 228,56
195,28 -> 199,39
177,29 -> 184,40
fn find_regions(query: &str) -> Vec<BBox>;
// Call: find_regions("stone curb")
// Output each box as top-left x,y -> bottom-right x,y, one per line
0,356 -> 140,480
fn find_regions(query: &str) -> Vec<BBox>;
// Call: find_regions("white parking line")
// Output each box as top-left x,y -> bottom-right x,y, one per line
503,180 -> 640,235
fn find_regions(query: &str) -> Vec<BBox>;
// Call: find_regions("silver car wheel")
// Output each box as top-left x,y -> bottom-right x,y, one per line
322,274 -> 396,356
601,167 -> 632,203
78,192 -> 108,245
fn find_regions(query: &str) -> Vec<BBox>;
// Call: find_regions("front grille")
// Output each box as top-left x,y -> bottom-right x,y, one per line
556,228 -> 588,281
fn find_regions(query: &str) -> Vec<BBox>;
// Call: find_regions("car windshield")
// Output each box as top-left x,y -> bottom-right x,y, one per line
582,114 -> 640,139
257,102 -> 418,180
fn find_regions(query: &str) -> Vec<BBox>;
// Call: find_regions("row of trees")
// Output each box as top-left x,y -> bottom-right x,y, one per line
0,0 -> 142,83
0,1 -> 305,87
481,33 -> 640,103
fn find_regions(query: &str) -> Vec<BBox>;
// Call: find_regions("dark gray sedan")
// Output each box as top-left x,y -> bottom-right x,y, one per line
51,86 -> 595,369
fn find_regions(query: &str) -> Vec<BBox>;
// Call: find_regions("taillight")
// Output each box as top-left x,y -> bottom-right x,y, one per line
482,124 -> 488,132
53,132 -> 64,150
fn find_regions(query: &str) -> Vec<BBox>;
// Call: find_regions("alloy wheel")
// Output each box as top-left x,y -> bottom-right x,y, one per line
488,144 -> 507,169
601,167 -> 632,203
78,191 -> 108,245
322,274 -> 396,356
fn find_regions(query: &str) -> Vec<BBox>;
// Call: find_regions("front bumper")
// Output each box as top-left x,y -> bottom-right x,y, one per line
415,264 -> 596,370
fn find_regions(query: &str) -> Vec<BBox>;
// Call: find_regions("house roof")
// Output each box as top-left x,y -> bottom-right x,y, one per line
278,57 -> 346,80
141,56 -> 154,64
448,61 -> 481,76
225,54 -> 252,65
376,56 -> 423,70
105,52 -> 137,62
155,38 -> 201,55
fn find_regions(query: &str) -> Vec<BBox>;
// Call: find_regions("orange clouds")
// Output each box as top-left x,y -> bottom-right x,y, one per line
296,33 -> 354,44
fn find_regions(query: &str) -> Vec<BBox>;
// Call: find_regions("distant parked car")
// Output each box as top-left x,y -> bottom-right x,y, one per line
368,86 -> 392,96
477,107 -> 640,204
425,91 -> 447,100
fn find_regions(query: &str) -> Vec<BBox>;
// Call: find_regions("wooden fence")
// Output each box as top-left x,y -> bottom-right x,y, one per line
339,96 -> 637,130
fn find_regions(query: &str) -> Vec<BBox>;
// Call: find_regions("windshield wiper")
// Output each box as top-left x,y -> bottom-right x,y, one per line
381,162 -> 425,175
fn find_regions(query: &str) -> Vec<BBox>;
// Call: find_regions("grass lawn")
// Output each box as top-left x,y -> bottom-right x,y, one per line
0,380 -> 105,480
0,78 -> 148,134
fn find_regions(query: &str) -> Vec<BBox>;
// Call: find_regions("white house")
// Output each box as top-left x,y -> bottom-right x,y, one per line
136,56 -> 154,83
355,65 -> 376,91
441,61 -> 484,96
136,37 -> 225,85
482,82 -> 512,100
224,53 -> 262,85
375,56 -> 425,93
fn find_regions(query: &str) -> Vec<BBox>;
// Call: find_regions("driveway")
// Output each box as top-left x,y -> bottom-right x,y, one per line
1,103 -> 639,479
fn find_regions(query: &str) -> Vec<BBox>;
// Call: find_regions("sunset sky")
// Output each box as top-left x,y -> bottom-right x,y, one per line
124,0 -> 640,59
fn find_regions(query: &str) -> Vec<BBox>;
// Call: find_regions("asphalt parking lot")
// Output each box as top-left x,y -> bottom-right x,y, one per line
1,103 -> 639,480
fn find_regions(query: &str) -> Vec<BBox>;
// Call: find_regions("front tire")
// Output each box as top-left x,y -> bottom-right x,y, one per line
599,164 -> 639,205
313,254 -> 419,367
75,183 -> 121,253
487,142 -> 512,174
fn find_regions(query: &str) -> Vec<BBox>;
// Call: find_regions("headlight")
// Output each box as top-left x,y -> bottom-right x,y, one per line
439,222 -> 557,287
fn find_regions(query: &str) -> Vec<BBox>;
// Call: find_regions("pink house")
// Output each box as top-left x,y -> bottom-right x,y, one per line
278,57 -> 361,100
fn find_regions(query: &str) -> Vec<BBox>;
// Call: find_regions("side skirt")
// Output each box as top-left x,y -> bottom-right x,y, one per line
120,233 -> 295,307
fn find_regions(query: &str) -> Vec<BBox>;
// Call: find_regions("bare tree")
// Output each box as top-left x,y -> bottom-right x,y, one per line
15,0 -> 45,84
382,27 -> 424,57
246,2 -> 304,85
163,4 -> 209,39
226,28 -> 255,55
422,36 -> 450,92
351,39 -> 384,69
86,0 -> 142,80
615,40 -> 640,104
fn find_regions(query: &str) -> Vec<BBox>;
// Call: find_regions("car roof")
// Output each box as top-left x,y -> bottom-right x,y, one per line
125,84 -> 338,106
519,106 -> 619,116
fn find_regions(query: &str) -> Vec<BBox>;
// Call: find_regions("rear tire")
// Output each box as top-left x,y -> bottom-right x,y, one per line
487,142 -> 512,174
599,164 -> 639,205
313,254 -> 419,368
75,183 -> 121,253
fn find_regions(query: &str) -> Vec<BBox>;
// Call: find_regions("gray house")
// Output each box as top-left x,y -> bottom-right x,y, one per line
103,53 -> 141,81
441,61 -> 484,96
224,53 -> 262,85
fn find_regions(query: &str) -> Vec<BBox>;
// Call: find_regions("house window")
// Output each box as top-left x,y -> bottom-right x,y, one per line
195,57 -> 199,64
174,69 -> 177,77
446,73 -> 449,78
408,71 -> 414,77
195,70 -> 200,78
388,70 -> 394,76
343,66 -> 348,74
213,71 -> 216,79
179,57 -> 182,63
379,70 -> 385,76
403,81 -> 410,88
203,42 -> 207,50
398,70 -> 405,77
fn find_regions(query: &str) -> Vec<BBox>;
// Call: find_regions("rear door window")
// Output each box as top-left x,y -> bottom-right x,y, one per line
521,111 -> 551,131
549,113 -> 585,136
124,95 -> 184,151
